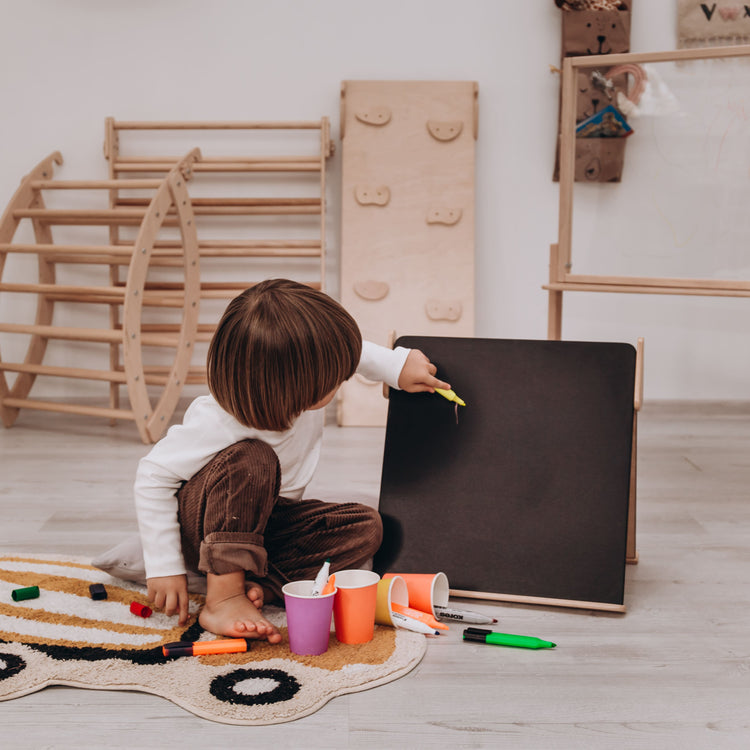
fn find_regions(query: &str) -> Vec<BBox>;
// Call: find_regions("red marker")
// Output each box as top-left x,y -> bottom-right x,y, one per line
162,638 -> 251,657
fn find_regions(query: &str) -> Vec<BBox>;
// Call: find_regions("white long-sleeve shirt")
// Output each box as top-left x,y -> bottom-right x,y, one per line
134,341 -> 409,580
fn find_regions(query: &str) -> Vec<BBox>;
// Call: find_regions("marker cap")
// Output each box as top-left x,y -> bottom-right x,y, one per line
11,586 -> 40,602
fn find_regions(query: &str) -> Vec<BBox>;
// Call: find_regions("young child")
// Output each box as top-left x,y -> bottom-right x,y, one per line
134,279 -> 450,641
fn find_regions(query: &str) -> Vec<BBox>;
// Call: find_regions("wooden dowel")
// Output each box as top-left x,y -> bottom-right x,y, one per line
0,396 -> 134,421
634,338 -> 645,412
448,588 -> 626,614
141,364 -> 207,384
153,239 -> 322,249
115,155 -> 320,164
113,162 -> 320,173
39,293 -> 129,306
0,243 -> 134,256
199,247 -> 321,258
0,322 -> 181,345
0,282 -> 126,297
115,197 -> 321,216
136,324 -> 215,343
137,281 -> 321,295
29,179 -> 163,190
50,254 -> 188,267
0,322 -> 122,343
45,255 -> 135,266
6,241 -> 316,262
139,323 -> 216,333
13,208 -> 147,225
39,292 -> 187,308
197,284 -> 321,298
0,362 -> 127,383
570,43 -> 750,69
112,120 -> 323,130
14,208 -> 146,218
543,281 -> 750,298
566,273 -> 750,293
117,197 -> 321,207
30,203 -> 323,218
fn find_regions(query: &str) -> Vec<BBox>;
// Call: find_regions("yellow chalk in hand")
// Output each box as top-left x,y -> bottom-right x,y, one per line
434,388 -> 466,407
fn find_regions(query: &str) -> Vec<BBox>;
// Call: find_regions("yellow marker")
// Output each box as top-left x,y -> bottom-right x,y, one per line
434,388 -> 466,407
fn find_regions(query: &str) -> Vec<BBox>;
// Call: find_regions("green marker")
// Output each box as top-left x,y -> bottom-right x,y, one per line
463,627 -> 556,649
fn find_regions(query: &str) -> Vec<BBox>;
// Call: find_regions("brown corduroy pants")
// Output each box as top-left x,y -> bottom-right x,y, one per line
176,439 -> 383,600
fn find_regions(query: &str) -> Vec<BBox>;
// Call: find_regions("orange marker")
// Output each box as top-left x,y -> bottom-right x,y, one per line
162,638 -> 251,657
391,603 -> 449,631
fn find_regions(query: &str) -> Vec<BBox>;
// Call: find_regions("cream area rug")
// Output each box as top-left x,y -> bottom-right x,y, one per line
0,554 -> 426,725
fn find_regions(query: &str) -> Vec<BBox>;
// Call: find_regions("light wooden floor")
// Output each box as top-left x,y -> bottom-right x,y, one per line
1,401 -> 749,749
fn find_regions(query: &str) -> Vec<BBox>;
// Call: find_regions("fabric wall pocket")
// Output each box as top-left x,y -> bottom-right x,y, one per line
560,6 -> 632,58
553,0 -> 634,182
572,137 -> 627,183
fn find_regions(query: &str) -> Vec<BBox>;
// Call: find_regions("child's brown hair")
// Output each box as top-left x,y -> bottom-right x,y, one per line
207,279 -> 362,431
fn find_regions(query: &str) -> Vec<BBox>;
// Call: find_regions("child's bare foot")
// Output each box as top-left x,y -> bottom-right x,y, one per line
244,581 -> 264,609
245,581 -> 278,608
199,593 -> 282,642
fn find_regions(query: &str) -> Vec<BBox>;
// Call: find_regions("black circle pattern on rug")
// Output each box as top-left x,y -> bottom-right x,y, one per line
0,652 -> 27,681
210,667 -> 300,706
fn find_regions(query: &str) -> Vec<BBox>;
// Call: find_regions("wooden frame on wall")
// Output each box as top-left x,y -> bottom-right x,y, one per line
547,44 -> 750,341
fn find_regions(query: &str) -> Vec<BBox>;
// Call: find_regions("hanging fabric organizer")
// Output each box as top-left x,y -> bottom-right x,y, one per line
0,149 -> 202,443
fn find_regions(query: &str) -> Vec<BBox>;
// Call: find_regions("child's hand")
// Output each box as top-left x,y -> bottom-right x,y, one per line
147,574 -> 189,625
397,349 -> 451,393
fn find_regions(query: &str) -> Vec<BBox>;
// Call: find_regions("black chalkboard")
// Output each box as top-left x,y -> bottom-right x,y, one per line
374,336 -> 636,610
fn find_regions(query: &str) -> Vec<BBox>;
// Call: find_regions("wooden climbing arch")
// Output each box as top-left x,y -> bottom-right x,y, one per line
0,149 -> 202,443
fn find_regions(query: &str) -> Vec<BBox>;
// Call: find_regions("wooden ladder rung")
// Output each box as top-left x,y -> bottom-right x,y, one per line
0,322 -> 121,343
1,396 -> 134,421
0,322 -> 180,347
138,323 -> 216,342
0,282 -> 126,298
0,243 -> 134,257
134,281 -> 321,298
13,208 -> 147,225
0,362 -> 127,383
0,283 -> 189,308
117,197 -> 321,208
150,240 -> 322,258
116,154 -> 321,163
121,201 -> 321,215
111,120 -> 324,130
113,161 -> 321,174
0,241 -> 320,264
141,364 -> 207,385
29,179 -> 163,190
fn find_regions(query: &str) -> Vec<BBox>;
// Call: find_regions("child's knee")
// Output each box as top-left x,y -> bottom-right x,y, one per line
217,439 -> 281,494
223,439 -> 279,470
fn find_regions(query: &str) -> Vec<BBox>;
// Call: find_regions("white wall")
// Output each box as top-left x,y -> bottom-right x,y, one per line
0,0 -> 746,401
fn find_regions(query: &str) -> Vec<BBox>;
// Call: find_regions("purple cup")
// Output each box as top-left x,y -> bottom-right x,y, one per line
282,580 -> 336,656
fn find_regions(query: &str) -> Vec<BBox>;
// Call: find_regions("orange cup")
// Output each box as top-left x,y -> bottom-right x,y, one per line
383,572 -> 449,617
332,569 -> 380,644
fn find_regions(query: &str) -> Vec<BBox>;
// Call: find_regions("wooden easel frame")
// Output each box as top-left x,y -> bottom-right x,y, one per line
547,44 -> 750,342
547,46 -> 750,566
